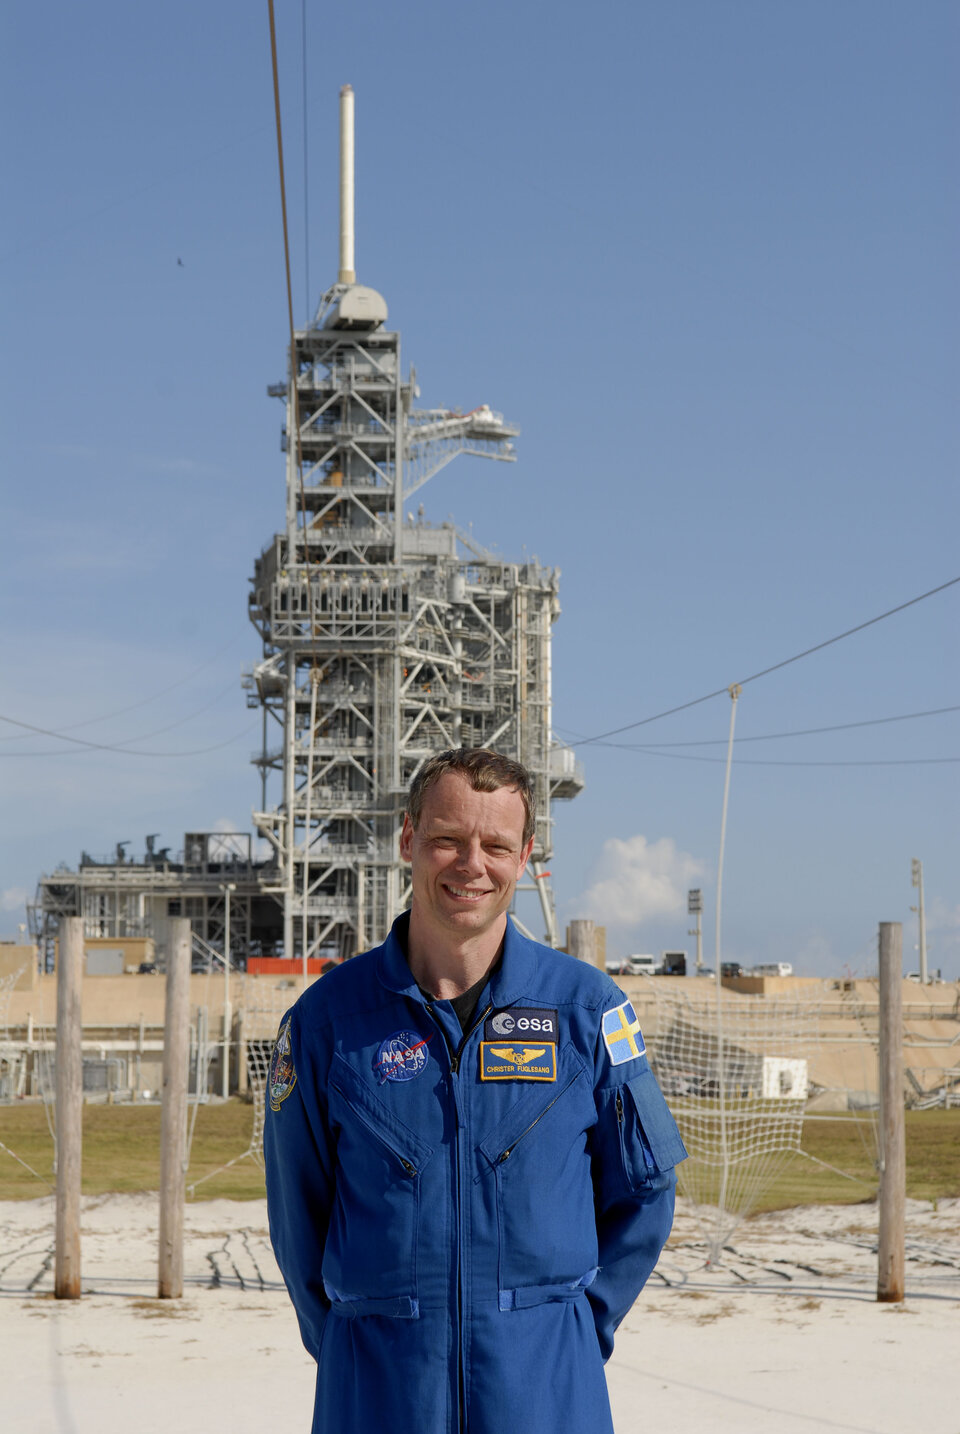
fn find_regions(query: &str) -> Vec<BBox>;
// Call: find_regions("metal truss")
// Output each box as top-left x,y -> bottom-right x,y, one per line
247,284 -> 584,965
31,837 -> 268,973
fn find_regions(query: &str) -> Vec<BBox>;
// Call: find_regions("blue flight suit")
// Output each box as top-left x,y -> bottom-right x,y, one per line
264,914 -> 686,1433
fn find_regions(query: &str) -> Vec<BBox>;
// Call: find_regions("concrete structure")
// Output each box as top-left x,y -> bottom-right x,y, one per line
4,973 -> 958,1111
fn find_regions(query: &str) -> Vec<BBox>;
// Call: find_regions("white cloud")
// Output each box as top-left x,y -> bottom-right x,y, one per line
927,899 -> 960,969
1,887 -> 28,912
570,834 -> 705,929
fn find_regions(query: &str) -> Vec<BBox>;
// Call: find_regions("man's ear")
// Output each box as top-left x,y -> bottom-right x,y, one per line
399,814 -> 414,862
516,835 -> 535,880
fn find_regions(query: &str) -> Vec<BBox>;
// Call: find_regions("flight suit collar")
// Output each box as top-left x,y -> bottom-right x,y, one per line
377,911 -> 541,1007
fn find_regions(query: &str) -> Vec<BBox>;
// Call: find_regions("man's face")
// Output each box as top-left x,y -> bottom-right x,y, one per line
400,772 -> 534,946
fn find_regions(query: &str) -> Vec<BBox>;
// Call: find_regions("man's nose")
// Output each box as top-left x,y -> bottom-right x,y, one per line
454,838 -> 485,876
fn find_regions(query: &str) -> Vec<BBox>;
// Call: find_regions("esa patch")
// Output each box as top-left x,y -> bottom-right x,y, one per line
601,1000 -> 645,1066
483,1006 -> 559,1041
480,1042 -> 557,1082
375,1030 -> 431,1084
269,1016 -> 297,1110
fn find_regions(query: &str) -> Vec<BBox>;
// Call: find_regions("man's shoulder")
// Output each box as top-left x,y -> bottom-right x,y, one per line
512,932 -> 624,1014
290,944 -> 388,1029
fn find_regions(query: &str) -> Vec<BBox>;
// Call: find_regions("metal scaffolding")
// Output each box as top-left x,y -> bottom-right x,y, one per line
246,275 -> 583,964
31,833 -> 280,972
31,86 -> 583,974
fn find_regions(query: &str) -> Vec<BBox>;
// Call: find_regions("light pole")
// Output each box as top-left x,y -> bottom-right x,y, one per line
688,888 -> 703,975
910,858 -> 927,985
220,883 -> 236,1097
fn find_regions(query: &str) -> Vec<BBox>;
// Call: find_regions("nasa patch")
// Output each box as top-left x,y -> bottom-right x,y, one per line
269,1016 -> 297,1111
483,1006 -> 559,1042
375,1030 -> 431,1085
480,1041 -> 557,1081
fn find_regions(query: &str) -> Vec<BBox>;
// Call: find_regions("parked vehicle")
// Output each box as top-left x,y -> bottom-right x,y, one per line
626,953 -> 660,976
605,954 -> 661,976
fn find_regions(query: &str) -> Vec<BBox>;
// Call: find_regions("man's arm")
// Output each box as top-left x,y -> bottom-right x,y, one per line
264,1006 -> 336,1359
587,1017 -> 687,1361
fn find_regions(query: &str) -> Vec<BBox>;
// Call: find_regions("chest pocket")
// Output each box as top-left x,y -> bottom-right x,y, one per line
616,1066 -> 688,1192
477,1046 -> 597,1299
326,1053 -> 434,1311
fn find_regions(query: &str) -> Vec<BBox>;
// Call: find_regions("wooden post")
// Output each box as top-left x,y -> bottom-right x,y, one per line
567,920 -> 597,967
55,917 -> 84,1299
237,1007 -> 248,1096
877,921 -> 905,1303
158,918 -> 191,1298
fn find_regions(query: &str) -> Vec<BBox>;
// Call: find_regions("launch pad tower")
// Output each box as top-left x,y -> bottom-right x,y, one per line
246,87 -> 582,965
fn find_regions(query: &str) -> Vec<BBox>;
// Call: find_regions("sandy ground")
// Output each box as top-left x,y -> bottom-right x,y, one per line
2,1192 -> 957,1434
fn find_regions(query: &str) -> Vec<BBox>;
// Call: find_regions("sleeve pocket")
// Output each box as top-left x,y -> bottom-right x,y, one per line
622,1067 -> 687,1187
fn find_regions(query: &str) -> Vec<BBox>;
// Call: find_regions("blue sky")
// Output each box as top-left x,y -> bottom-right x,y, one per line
2,1 -> 957,976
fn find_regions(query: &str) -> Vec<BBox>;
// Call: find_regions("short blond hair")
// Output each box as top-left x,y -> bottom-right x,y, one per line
407,748 -> 536,845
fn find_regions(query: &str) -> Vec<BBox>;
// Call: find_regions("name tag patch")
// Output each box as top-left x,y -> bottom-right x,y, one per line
483,1007 -> 559,1041
480,1042 -> 557,1082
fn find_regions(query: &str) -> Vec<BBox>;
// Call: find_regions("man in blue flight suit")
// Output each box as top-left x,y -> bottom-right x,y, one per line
265,748 -> 686,1433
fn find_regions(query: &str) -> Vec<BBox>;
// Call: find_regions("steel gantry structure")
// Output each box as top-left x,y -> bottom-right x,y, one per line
244,85 -> 582,966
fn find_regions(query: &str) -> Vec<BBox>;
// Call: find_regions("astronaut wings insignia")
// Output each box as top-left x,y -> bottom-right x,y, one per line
490,1046 -> 547,1067
480,1042 -> 556,1081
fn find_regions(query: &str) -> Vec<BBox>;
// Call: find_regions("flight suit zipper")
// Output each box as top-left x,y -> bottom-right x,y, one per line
426,1000 -> 492,1434
496,1067 -> 584,1163
327,1076 -> 420,1177
616,1087 -> 628,1179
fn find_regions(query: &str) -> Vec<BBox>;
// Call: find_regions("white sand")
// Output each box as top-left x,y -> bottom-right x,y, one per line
2,1192 -> 957,1434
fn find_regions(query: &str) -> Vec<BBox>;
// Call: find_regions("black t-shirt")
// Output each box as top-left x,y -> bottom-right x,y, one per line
398,913 -> 501,1033
448,971 -> 492,1034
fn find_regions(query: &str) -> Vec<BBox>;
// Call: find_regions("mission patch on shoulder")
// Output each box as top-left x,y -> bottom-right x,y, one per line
269,1015 -> 297,1110
483,1006 -> 559,1041
479,1042 -> 557,1081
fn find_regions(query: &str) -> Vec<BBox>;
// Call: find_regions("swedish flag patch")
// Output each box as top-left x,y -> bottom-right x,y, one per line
601,1000 -> 645,1066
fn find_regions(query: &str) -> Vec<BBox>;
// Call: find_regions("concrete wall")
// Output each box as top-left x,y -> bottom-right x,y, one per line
0,944 -> 37,991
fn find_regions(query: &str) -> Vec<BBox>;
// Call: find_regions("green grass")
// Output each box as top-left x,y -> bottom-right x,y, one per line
679,1108 -> 960,1214
0,1099 -> 266,1202
1,1102 -> 958,1209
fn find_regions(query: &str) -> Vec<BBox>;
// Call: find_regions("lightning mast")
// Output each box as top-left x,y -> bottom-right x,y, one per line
246,86 -> 582,966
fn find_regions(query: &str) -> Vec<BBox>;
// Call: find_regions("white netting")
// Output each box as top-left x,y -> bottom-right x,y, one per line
643,980 -> 825,1263
0,968 -> 24,1097
0,966 -> 54,1189
187,980 -> 292,1194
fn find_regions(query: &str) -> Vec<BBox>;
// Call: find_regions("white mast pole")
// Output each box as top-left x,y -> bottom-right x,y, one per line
339,84 -> 356,284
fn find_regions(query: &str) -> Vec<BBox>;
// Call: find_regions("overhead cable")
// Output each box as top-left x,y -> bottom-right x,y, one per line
0,636 -> 243,743
593,745 -> 960,768
0,711 -> 257,758
267,0 -> 320,654
589,702 -> 960,750
572,574 -> 960,747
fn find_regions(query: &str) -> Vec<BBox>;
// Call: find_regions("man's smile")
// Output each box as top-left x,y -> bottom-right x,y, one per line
443,884 -> 491,900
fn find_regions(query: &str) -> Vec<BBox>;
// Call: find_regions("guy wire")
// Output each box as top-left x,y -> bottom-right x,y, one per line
267,0 -> 321,665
